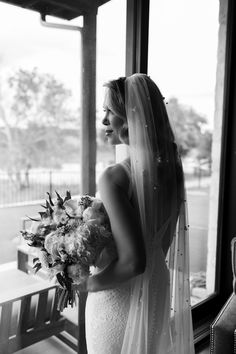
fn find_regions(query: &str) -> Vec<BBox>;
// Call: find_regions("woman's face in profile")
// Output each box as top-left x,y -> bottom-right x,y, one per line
102,95 -> 125,145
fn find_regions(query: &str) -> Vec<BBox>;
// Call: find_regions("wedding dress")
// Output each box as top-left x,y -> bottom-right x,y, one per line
85,74 -> 195,354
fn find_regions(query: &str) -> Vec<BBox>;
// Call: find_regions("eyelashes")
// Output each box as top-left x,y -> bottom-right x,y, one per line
103,108 -> 115,115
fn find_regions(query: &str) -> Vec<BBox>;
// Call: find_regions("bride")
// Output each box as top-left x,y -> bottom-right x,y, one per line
75,74 -> 195,354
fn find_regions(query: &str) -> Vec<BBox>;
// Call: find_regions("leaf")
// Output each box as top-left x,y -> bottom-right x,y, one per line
56,273 -> 65,288
47,192 -> 54,206
34,264 -> 42,273
28,240 -> 41,247
39,211 -> 49,219
65,212 -> 72,219
55,190 -> 64,205
26,215 -> 40,222
46,200 -> 53,213
33,262 -> 42,273
33,262 -> 40,269
38,211 -> 47,218
64,191 -> 71,202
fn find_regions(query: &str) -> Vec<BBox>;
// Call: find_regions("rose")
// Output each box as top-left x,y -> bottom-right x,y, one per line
44,232 -> 61,258
82,207 -> 106,225
91,199 -> 103,210
53,207 -> 69,225
64,199 -> 84,218
63,231 -> 84,255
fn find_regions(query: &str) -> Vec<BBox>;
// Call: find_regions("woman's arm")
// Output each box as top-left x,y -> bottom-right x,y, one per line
76,166 -> 146,292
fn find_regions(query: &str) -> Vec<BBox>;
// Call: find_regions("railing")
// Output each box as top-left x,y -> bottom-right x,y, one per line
0,170 -> 81,207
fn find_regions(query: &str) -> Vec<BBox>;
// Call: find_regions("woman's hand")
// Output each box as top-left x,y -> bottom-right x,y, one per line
72,279 -> 88,292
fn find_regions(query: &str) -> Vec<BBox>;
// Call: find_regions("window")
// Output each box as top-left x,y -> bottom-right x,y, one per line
0,3 -> 81,266
148,0 -> 227,305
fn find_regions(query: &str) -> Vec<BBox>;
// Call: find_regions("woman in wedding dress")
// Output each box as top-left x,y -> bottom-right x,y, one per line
75,74 -> 195,354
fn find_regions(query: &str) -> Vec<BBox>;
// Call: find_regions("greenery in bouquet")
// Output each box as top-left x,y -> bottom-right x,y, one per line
20,191 -> 114,311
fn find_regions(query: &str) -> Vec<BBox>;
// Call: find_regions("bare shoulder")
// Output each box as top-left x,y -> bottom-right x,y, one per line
98,163 -> 129,193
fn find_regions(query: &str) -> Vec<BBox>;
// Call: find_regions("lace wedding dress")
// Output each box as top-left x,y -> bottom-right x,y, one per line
85,232 -> 172,354
85,272 -> 131,353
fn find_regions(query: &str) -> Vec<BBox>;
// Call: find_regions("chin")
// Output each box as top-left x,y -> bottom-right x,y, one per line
107,136 -> 122,145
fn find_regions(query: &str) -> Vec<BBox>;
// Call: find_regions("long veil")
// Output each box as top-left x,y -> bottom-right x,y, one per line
120,74 -> 195,354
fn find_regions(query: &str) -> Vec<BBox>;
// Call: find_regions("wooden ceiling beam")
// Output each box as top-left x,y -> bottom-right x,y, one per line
0,0 -> 111,19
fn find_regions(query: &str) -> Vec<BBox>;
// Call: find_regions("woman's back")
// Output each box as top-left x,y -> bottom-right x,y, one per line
85,161 -> 133,354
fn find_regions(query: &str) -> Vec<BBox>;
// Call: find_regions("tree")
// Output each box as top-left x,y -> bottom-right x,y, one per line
0,67 -> 79,185
166,97 -> 212,160
7,67 -> 76,127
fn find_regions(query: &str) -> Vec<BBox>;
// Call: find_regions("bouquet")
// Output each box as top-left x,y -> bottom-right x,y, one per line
20,191 -> 114,311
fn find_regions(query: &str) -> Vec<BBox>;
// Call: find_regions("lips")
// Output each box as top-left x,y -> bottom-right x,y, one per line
105,129 -> 113,135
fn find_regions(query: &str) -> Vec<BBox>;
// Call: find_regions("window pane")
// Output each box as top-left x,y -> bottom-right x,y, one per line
0,3 -> 81,265
148,0 -> 227,304
96,0 -> 126,181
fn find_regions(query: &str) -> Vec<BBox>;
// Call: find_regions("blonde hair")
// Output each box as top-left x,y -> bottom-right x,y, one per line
103,77 -> 126,121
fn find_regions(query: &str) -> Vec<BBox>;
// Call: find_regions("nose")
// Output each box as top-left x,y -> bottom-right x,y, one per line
102,113 -> 109,126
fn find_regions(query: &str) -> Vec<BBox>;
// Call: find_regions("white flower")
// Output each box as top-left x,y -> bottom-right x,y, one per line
82,207 -> 95,221
91,198 -> 103,211
41,215 -> 52,226
63,231 -> 82,254
44,232 -> 60,256
53,208 -> 69,225
83,207 -> 105,225
64,199 -> 83,218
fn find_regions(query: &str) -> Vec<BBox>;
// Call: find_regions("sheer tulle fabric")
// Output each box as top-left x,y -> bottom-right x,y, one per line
120,74 -> 195,354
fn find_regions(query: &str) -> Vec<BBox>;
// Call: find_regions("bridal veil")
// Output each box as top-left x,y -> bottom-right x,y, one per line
119,74 -> 195,354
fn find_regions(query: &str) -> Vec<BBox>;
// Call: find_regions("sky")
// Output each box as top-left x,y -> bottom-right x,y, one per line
0,0 -> 219,128
148,0 -> 220,128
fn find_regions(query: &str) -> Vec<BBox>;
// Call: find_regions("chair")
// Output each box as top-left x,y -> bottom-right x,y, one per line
0,269 -> 65,354
16,244 -> 87,353
0,244 -> 87,354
